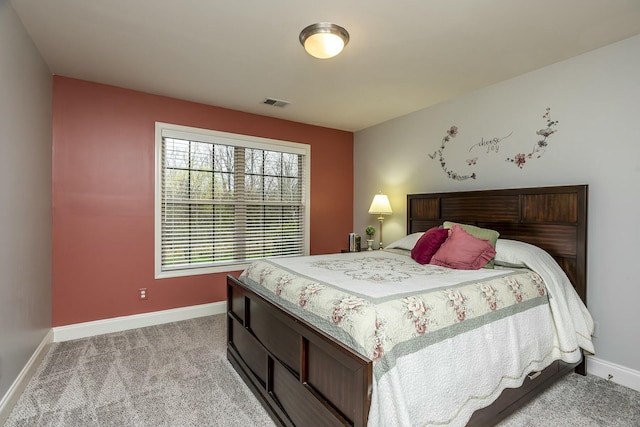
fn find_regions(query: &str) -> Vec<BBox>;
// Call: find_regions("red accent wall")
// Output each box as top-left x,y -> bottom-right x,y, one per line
52,76 -> 353,327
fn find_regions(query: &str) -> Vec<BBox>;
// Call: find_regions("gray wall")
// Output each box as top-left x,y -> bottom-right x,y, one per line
0,0 -> 52,402
354,35 -> 640,375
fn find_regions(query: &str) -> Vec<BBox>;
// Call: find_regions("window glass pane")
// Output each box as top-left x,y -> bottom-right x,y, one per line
214,172 -> 234,200
164,169 -> 189,199
245,174 -> 263,201
263,176 -> 280,201
162,202 -> 190,265
165,139 -> 190,169
263,151 -> 282,176
281,177 -> 299,202
282,153 -> 298,177
190,142 -> 212,171
190,170 -> 213,199
245,148 -> 263,174
214,145 -> 235,173
189,204 -> 214,264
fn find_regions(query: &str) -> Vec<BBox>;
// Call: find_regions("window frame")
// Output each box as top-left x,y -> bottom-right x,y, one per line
154,122 -> 311,279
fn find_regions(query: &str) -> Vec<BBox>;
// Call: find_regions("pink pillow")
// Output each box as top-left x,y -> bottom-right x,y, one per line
411,227 -> 449,264
430,225 -> 496,270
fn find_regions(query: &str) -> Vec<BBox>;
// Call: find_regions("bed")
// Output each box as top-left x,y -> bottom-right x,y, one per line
226,185 -> 592,426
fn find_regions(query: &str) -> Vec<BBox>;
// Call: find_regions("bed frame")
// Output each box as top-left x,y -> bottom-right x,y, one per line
226,184 -> 588,427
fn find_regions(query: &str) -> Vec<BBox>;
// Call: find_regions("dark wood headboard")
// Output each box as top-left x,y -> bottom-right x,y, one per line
407,185 -> 588,304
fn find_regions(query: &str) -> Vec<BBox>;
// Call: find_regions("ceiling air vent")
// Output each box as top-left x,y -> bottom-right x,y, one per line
262,97 -> 290,108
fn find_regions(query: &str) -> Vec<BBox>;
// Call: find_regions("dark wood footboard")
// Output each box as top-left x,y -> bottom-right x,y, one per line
227,274 -> 373,427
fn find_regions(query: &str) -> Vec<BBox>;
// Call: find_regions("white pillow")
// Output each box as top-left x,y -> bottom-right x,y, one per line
385,232 -> 424,250
494,239 -> 536,267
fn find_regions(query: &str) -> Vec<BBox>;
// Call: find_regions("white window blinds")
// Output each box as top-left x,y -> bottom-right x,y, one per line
155,123 -> 309,278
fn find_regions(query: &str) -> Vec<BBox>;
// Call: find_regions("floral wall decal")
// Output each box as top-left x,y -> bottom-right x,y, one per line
428,125 -> 477,181
506,108 -> 558,168
429,108 -> 558,180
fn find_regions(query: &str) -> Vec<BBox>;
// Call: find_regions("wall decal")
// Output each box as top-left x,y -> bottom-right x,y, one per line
429,108 -> 557,180
506,108 -> 558,169
469,132 -> 513,154
429,126 -> 513,181
428,126 -> 477,181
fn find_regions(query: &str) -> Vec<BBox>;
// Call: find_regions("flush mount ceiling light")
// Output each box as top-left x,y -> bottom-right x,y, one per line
299,22 -> 350,59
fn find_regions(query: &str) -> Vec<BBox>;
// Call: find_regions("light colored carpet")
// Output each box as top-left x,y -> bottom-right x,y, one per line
498,371 -> 640,426
4,315 -> 275,426
4,314 -> 640,426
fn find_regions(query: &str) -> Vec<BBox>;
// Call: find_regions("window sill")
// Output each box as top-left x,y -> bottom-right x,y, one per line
155,262 -> 251,279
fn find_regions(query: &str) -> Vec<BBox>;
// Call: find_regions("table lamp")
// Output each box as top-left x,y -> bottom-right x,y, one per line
368,194 -> 392,249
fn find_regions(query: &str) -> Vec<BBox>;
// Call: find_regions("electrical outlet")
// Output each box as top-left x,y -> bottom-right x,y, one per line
592,321 -> 599,338
139,288 -> 148,300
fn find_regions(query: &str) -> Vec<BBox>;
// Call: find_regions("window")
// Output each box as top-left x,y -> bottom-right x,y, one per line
155,123 -> 310,278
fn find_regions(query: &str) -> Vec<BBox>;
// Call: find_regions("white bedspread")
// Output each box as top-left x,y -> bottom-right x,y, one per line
495,239 -> 595,356
369,304 -> 558,426
239,245 -> 594,426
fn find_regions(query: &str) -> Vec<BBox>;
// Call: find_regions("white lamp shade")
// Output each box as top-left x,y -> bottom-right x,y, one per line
368,194 -> 392,215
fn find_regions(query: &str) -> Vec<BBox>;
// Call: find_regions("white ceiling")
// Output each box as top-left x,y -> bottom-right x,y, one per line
11,0 -> 640,132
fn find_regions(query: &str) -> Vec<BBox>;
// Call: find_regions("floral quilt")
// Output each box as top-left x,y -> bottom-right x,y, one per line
239,250 -> 548,368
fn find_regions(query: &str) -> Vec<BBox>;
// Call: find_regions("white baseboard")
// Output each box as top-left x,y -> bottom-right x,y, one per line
53,301 -> 226,342
587,355 -> 640,392
0,329 -> 53,425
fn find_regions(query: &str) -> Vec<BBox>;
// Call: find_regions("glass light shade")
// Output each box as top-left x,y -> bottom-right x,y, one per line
368,194 -> 392,215
299,22 -> 350,59
304,33 -> 345,59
